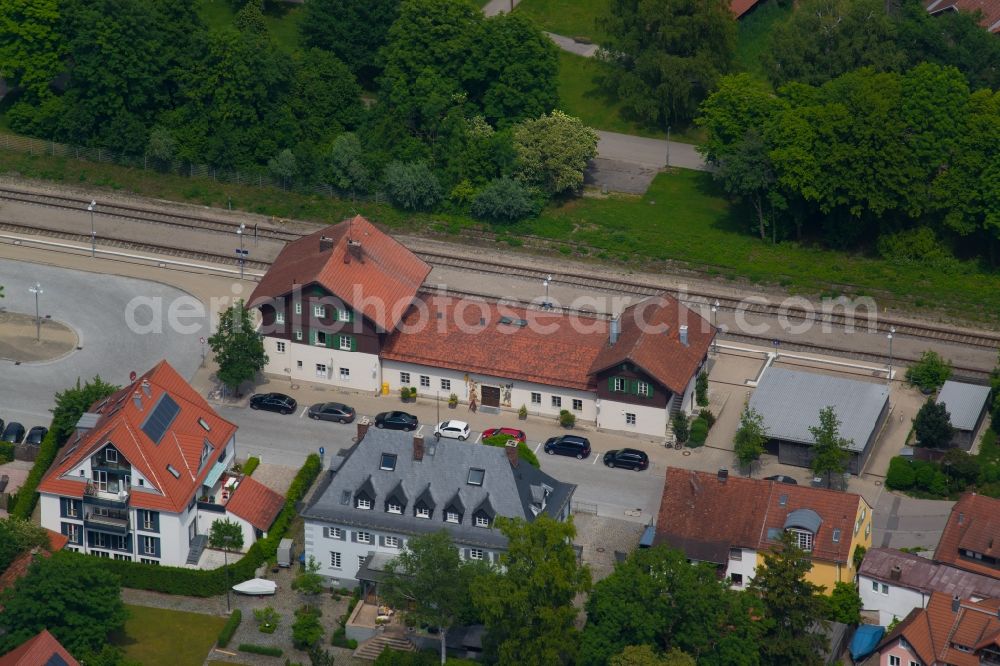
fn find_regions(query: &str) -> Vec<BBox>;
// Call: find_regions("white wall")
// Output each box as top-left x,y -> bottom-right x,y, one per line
597,399 -> 668,438
859,575 -> 927,626
264,338 -> 381,393
724,547 -> 759,590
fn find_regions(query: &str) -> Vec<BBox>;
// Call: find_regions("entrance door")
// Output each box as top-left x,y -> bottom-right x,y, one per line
481,385 -> 501,408
189,520 -> 197,545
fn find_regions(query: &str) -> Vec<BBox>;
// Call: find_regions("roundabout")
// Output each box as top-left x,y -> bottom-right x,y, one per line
0,311 -> 78,363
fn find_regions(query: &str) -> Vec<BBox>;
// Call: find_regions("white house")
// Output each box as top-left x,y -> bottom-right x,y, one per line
38,361 -> 284,567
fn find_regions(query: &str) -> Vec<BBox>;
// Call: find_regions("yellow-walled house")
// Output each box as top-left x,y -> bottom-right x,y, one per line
656,467 -> 873,593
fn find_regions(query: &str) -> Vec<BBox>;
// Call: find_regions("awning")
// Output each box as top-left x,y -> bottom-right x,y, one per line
203,460 -> 227,488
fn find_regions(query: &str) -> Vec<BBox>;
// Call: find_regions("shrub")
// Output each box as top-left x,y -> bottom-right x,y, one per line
292,605 -> 324,650
254,606 -> 280,633
698,409 -> 716,429
672,412 -> 690,443
331,627 -> 357,649
914,461 -> 937,490
688,418 -> 709,446
518,404 -> 528,418
448,393 -> 458,406
885,457 -> 915,490
239,643 -> 283,657
217,609 -> 242,648
242,456 -> 260,476
696,371 -> 709,407
0,441 -> 13,464
11,428 -> 60,519
481,434 -> 539,468
470,177 -> 541,222
905,350 -> 952,393
559,409 -> 576,428
383,161 -> 442,211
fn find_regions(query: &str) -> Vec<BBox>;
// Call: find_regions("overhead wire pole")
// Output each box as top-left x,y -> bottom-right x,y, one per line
29,282 -> 43,341
87,200 -> 96,258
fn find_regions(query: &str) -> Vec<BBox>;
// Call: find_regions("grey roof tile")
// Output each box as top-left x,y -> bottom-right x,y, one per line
936,381 -> 990,432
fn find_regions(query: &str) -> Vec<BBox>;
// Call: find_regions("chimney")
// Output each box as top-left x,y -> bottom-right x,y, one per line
952,596 -> 960,613
610,317 -> 621,345
717,468 -> 728,482
132,390 -> 142,411
505,441 -> 519,468
356,417 -> 370,442
413,434 -> 424,462
890,565 -> 901,581
679,325 -> 689,346
348,239 -> 363,262
320,235 -> 335,253
141,379 -> 151,398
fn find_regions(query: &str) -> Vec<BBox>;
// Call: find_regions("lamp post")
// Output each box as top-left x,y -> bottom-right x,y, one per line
666,126 -> 671,168
543,275 -> 552,309
711,299 -> 719,354
87,200 -> 96,258
237,223 -> 245,280
436,390 -> 441,428
887,327 -> 895,385
29,282 -> 42,341
223,535 -> 233,612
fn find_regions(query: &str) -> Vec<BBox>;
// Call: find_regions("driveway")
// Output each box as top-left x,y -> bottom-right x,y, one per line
596,130 -> 708,171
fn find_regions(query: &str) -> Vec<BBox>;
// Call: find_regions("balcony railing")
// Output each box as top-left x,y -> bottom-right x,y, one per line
83,483 -> 130,509
85,510 -> 129,533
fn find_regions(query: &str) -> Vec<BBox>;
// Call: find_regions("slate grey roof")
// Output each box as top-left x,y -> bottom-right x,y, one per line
936,381 -> 990,431
301,429 -> 575,550
859,547 -> 1000,599
748,368 -> 890,452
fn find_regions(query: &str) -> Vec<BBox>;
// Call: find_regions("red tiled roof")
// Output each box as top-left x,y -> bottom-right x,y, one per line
926,0 -> 1000,32
382,294 -> 609,391
934,493 -> 1000,579
226,476 -> 285,532
589,295 -> 714,394
655,468 -> 866,569
0,530 -> 67,595
731,0 -> 761,17
249,217 -> 431,332
37,360 -> 238,514
0,629 -> 79,666
878,593 -> 1000,666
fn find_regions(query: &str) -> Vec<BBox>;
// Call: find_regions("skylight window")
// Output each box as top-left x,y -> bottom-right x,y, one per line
166,464 -> 180,479
779,494 -> 788,507
832,528 -> 841,543
380,453 -> 397,471
198,418 -> 211,431
467,468 -> 485,486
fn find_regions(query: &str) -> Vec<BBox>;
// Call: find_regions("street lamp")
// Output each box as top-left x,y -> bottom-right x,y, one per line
711,299 -> 719,354
237,223 -> 246,280
29,282 -> 42,341
543,275 -> 552,309
223,535 -> 234,612
87,200 -> 96,258
887,327 -> 895,385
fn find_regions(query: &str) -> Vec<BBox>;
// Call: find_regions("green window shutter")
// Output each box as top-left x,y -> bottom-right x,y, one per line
308,330 -> 316,345
350,336 -> 357,352
348,309 -> 354,323
326,334 -> 334,349
608,377 -> 615,392
646,384 -> 654,398
629,379 -> 639,395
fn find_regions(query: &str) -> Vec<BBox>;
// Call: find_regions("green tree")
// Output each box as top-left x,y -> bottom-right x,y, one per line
822,582 -> 862,625
293,556 -> 325,596
905,350 -> 953,393
474,516 -> 591,666
326,132 -> 371,195
300,0 -> 400,81
611,645 -> 697,666
234,0 -> 266,35
209,518 -> 245,551
599,0 -> 737,127
672,412 -> 690,444
471,177 -> 540,222
381,531 -> 480,665
208,299 -> 269,395
513,110 -> 598,196
145,125 -> 177,167
809,406 -> 852,488
749,532 -> 828,666
0,0 -> 66,106
581,547 -> 761,666
914,399 -> 953,449
734,406 -> 768,474
0,518 -> 49,574
292,605 -> 324,650
0,552 -> 127,656
268,148 -> 298,188
383,161 -> 443,210
288,48 -> 363,148
51,376 -> 119,442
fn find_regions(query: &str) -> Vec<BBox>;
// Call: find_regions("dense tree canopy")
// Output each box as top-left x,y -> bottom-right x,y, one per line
300,0 -> 400,81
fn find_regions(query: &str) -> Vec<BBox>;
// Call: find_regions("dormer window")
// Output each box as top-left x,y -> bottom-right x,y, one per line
446,510 -> 460,524
387,502 -> 402,514
357,497 -> 372,510
416,507 -> 430,519
788,528 -> 813,552
475,514 -> 490,528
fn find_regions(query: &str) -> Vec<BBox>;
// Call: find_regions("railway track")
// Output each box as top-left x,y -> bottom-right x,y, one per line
3,186 -> 998,357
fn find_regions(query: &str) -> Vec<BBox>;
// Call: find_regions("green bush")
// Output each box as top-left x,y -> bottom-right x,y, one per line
698,409 -> 716,429
695,371 -> 709,407
905,350 -> 952,393
11,428 -> 60,519
480,434 -> 539,468
688,418 -> 709,446
383,161 -> 442,211
243,456 -> 260,476
885,457 -> 915,490
559,409 -> 575,428
292,605 -> 324,650
0,441 -> 13,464
238,643 -> 283,657
470,177 -> 541,222
331,627 -> 357,649
672,412 -> 690,443
217,609 -> 242,648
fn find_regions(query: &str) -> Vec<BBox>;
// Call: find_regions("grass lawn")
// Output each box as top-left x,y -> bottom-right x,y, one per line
734,0 -> 792,78
113,605 -> 227,666
514,0 -> 608,42
196,0 -> 303,53
2,145 -> 998,320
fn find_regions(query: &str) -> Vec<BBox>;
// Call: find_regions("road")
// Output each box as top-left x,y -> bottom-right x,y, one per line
597,130 -> 708,171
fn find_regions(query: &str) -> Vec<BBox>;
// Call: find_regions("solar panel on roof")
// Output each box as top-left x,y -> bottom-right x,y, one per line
46,654 -> 69,666
141,394 -> 180,444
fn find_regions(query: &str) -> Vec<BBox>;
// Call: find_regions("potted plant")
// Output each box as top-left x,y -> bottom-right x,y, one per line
408,387 -> 417,401
400,386 -> 409,401
559,409 -> 575,429
518,404 -> 528,420
448,393 -> 458,408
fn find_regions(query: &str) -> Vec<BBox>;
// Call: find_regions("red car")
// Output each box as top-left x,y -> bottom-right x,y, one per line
482,427 -> 527,443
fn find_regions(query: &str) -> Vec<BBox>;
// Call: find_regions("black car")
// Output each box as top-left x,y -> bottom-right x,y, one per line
25,426 -> 48,445
249,393 -> 298,415
764,474 -> 798,485
374,411 -> 418,431
543,435 -> 591,460
308,402 -> 356,423
1,422 -> 25,444
603,448 -> 649,470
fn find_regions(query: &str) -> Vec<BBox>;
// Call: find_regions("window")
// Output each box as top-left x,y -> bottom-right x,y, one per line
337,368 -> 349,381
357,498 -> 372,510
62,498 -> 79,518
865,522 -> 871,538
730,573 -> 743,586
470,549 -> 484,560
416,507 -> 430,519
446,511 -> 459,524
339,334 -> 352,351
440,378 -> 451,391
475,515 -> 490,528
467,468 -> 485,486
789,529 -> 813,552
316,363 -> 327,378
94,551 -> 110,558
637,381 -> 650,397
572,399 -> 583,411
551,396 -> 562,408
105,448 -> 118,463
531,392 -> 541,404
140,510 -> 157,531
295,302 -> 302,315
729,548 -> 742,561
111,534 -> 127,551
626,413 -> 636,426
62,523 -> 81,544
400,372 -> 411,384
889,657 -> 900,666
881,583 -> 889,595
872,581 -> 879,591
385,536 -> 400,548
330,552 -> 342,569
420,375 -> 430,388
380,453 -> 397,471
314,305 -> 326,318
338,309 -> 351,322
276,311 -> 285,324
295,330 -> 303,341
357,532 -> 373,544
140,557 -> 159,565
141,536 -> 158,555
359,555 -> 367,569
297,360 -> 303,369
909,661 -> 920,666
325,527 -> 343,539
832,528 -> 841,543
276,341 -> 286,353
613,377 -> 626,392
387,502 -> 402,514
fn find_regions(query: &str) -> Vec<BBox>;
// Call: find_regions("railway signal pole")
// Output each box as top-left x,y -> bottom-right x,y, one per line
236,223 -> 246,280
887,327 -> 895,384
87,200 -> 96,258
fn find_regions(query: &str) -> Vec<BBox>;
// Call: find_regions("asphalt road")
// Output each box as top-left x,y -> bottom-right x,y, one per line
596,130 -> 708,171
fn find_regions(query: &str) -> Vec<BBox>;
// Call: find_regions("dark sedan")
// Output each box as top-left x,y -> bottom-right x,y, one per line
374,411 -> 418,431
25,426 -> 48,445
603,448 -> 649,471
308,402 -> 356,423
764,474 -> 798,485
249,393 -> 298,415
1,422 -> 25,444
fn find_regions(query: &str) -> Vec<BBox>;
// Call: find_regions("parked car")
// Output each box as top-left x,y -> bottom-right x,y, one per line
434,420 -> 470,441
374,411 -> 418,431
764,474 -> 798,485
603,448 -> 649,471
1,422 -> 25,444
543,435 -> 591,460
307,402 -> 356,423
481,427 -> 526,443
25,426 -> 48,445
249,393 -> 297,415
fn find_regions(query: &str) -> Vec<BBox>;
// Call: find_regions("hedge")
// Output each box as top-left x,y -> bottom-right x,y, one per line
242,456 -> 260,476
238,643 -> 283,657
10,428 -> 61,519
217,609 -> 242,648
84,453 -> 323,596
0,441 -> 13,464
481,434 -> 540,468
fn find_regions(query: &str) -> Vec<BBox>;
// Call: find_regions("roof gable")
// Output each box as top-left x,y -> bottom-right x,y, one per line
935,493 -> 1000,578
226,477 -> 285,532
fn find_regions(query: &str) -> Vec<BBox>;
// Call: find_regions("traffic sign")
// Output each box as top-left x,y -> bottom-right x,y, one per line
235,249 -> 249,256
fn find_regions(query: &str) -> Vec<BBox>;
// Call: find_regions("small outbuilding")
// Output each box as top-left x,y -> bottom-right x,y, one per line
748,367 -> 890,475
935,380 -> 991,450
